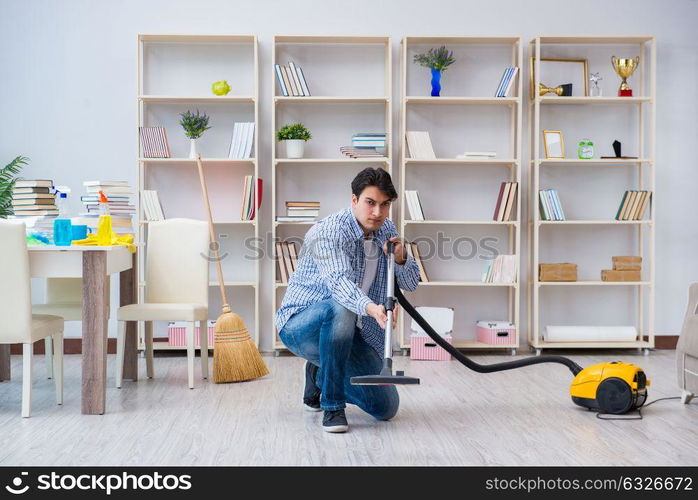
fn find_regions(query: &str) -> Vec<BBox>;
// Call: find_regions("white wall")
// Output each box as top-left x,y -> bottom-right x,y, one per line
2,0 -> 697,349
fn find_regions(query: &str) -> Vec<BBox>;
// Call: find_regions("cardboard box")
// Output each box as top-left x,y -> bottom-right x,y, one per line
539,263 -> 578,281
612,256 -> 642,271
601,269 -> 642,282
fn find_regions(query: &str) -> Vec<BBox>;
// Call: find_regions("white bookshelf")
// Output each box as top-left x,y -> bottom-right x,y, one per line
136,34 -> 260,350
398,36 -> 523,354
528,35 -> 656,354
272,35 -> 392,352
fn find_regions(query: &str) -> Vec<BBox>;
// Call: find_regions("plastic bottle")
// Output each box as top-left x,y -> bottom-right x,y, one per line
53,192 -> 73,246
96,190 -> 113,245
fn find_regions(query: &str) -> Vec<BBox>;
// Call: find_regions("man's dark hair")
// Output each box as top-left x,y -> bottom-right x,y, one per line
351,167 -> 398,201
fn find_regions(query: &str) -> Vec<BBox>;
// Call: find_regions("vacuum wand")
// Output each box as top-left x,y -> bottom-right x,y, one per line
351,241 -> 420,386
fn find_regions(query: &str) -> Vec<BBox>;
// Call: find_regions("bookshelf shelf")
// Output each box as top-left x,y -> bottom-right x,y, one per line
139,95 -> 255,103
528,35 -> 656,353
137,33 -> 261,351
398,36 -> 523,353
272,35 -> 393,352
406,96 -> 519,106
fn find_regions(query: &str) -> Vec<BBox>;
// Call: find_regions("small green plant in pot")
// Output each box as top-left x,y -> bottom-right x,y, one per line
0,156 -> 28,218
179,109 -> 211,158
413,46 -> 455,96
276,123 -> 312,159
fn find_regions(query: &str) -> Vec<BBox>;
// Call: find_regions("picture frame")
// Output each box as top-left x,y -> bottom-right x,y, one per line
542,130 -> 565,159
529,57 -> 589,99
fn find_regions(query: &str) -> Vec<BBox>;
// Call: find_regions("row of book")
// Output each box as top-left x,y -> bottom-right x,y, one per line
241,176 -> 263,221
405,131 -> 436,160
495,67 -> 519,97
276,241 -> 300,283
482,254 -> 518,283
141,190 -> 165,221
139,127 -> 171,158
404,190 -> 426,220
77,181 -> 136,235
275,62 -> 311,97
539,189 -> 566,221
276,201 -> 319,222
615,190 -> 652,221
493,182 -> 518,222
228,122 -> 255,159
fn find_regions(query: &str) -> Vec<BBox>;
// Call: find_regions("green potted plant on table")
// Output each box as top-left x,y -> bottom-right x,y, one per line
0,156 -> 28,218
276,123 -> 312,159
413,46 -> 455,97
179,110 -> 211,158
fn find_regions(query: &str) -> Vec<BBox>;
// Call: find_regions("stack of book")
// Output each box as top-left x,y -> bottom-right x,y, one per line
539,189 -> 566,221
339,147 -> 387,159
482,255 -> 518,283
495,66 -> 519,97
352,133 -> 386,151
241,176 -> 263,221
228,122 -> 255,159
615,190 -> 651,221
275,62 -> 311,97
405,242 -> 429,282
10,179 -> 57,237
11,179 -> 57,216
456,151 -> 497,160
406,131 -> 436,159
141,190 -> 165,221
276,240 -> 300,284
139,127 -> 171,158
276,201 -> 319,223
493,182 -> 518,222
76,181 -> 136,234
404,190 -> 425,220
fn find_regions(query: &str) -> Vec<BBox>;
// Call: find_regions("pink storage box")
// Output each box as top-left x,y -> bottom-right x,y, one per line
410,333 -> 453,361
167,321 -> 215,347
476,321 -> 517,345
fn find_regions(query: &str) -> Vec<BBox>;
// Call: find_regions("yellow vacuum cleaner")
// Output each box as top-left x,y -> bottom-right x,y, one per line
352,242 -> 650,415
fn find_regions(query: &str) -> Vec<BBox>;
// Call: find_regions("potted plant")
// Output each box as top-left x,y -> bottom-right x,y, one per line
276,123 -> 312,159
179,109 -> 211,158
413,46 -> 455,97
0,156 -> 28,218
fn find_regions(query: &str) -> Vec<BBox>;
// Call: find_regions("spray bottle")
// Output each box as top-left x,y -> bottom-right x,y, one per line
96,190 -> 113,245
53,186 -> 72,246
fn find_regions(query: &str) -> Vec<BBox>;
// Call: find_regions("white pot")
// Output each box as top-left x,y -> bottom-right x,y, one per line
285,139 -> 305,159
189,139 -> 198,159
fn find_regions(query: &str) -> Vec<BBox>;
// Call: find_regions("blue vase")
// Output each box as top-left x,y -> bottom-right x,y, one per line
430,68 -> 442,97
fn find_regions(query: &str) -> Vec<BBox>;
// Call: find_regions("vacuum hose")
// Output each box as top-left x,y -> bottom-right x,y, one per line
394,280 -> 583,376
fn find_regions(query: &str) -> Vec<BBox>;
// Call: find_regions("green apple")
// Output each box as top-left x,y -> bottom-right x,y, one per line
211,80 -> 231,96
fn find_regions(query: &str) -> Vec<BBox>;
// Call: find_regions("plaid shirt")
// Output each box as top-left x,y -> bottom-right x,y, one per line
275,206 -> 421,353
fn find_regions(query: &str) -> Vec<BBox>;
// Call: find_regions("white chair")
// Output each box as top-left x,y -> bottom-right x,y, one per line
678,283 -> 698,404
116,218 -> 209,389
0,219 -> 64,417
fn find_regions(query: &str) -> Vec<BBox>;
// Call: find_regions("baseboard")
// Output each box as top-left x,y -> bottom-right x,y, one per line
9,336 -> 680,355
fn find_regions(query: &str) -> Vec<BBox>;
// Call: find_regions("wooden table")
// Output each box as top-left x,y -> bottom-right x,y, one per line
0,245 -> 137,414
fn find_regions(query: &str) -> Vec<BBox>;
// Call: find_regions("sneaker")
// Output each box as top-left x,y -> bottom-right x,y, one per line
323,409 -> 349,433
303,361 -> 321,412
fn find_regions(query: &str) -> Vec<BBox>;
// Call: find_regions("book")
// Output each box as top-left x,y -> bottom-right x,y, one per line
286,241 -> 299,271
495,67 -> 513,97
276,242 -> 289,283
501,67 -> 519,97
281,241 -> 294,274
503,182 -> 518,221
407,242 -> 429,282
12,186 -> 50,194
12,193 -> 55,200
482,255 -> 517,283
142,190 -> 165,221
286,201 -> 320,207
13,209 -> 59,216
275,64 -> 289,96
405,190 -> 425,221
494,182 -> 512,221
14,180 -> 53,188
296,66 -> 311,97
283,65 -> 299,96
288,62 -> 308,97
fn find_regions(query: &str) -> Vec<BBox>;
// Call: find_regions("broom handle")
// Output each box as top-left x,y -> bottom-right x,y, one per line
195,154 -> 229,308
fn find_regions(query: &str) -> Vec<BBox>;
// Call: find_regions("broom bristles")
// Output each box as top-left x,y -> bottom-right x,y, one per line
213,308 -> 269,383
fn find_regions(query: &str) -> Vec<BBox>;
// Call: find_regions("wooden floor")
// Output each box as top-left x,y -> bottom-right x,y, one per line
0,349 -> 695,466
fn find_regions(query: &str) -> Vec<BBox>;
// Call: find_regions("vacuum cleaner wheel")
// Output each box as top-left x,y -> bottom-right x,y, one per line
596,377 -> 634,415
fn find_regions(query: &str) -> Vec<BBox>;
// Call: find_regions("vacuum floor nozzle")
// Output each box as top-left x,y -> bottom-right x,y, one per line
351,369 -> 420,386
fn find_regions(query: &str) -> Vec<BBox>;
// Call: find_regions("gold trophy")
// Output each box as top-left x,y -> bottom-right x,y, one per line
612,56 -> 640,97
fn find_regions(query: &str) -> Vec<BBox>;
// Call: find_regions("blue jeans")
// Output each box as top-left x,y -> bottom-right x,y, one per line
279,298 -> 399,420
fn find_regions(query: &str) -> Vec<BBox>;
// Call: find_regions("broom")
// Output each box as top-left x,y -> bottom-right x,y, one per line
195,154 -> 269,382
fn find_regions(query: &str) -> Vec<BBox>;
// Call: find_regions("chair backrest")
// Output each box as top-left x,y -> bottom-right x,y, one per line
46,278 -> 83,304
0,220 -> 32,342
145,218 -> 209,305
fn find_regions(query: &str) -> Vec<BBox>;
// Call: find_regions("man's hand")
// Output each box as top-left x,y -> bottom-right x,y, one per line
383,236 -> 407,264
366,303 -> 399,329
